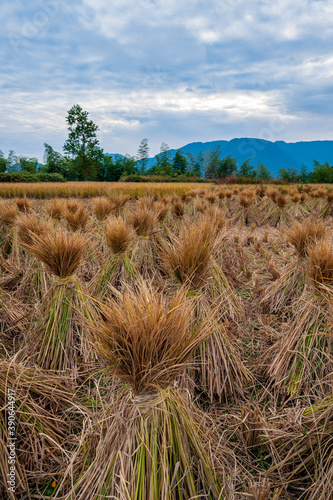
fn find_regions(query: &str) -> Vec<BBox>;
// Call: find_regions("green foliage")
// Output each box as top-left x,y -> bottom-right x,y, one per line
43,144 -> 70,178
0,172 -> 65,182
0,150 -> 8,173
101,155 -> 138,182
15,155 -> 39,173
186,152 -> 203,177
204,148 -> 238,179
120,174 -> 145,182
63,104 -> 103,181
158,142 -> 172,175
172,149 -> 188,174
204,145 -> 221,178
300,164 -> 309,183
253,162 -> 271,180
308,160 -> 333,183
103,156 -> 123,182
238,158 -> 255,178
278,167 -> 301,182
218,154 -> 238,178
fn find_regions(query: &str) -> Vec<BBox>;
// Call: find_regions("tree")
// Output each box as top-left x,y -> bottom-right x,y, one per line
0,150 -> 8,173
122,155 -> 137,176
5,151 -> 19,172
204,146 -> 222,178
253,162 -> 271,180
136,138 -> 149,175
308,160 -> 333,183
218,155 -> 238,178
278,167 -> 300,183
158,142 -> 172,175
63,104 -> 103,181
186,151 -> 203,177
300,164 -> 309,183
172,150 -> 188,174
15,156 -> 38,173
43,144 -> 70,178
238,158 -> 254,178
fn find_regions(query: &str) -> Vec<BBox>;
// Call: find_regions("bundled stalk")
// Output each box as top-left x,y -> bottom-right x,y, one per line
15,196 -> 32,213
264,397 -> 333,499
319,191 -> 333,219
260,219 -> 327,315
127,205 -> 160,281
0,361 -> 76,497
19,230 -> 98,376
266,297 -> 333,396
262,194 -> 294,227
92,196 -> 114,221
233,190 -> 258,226
0,288 -> 26,352
46,198 -> 65,220
64,204 -> 89,232
287,193 -> 310,219
265,237 -> 333,396
108,193 -> 129,215
61,285 -> 235,499
89,217 -> 138,298
0,204 -> 19,263
16,214 -> 52,301
158,216 -> 250,401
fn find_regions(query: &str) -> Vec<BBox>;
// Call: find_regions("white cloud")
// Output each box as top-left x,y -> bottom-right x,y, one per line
0,0 -> 333,159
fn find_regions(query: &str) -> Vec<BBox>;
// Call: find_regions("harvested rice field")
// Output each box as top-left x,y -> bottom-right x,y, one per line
1,182 -> 333,499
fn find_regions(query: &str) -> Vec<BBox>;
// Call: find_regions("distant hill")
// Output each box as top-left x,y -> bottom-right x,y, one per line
107,138 -> 333,177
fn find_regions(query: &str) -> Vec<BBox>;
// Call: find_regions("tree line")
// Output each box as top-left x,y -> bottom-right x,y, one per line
1,104 -> 332,183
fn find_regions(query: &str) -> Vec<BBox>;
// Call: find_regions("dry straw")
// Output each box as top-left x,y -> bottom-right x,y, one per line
15,196 -> 32,213
89,217 -> 137,298
0,361 -> 75,497
64,204 -> 89,232
158,217 -> 250,401
19,229 -> 97,374
63,284 -> 234,499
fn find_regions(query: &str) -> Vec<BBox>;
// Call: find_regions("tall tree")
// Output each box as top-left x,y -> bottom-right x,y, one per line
204,145 -> 222,178
300,164 -> 309,183
63,104 -> 103,181
43,144 -> 69,178
238,158 -> 254,178
172,150 -> 188,174
218,155 -> 238,178
159,142 -> 172,175
253,162 -> 271,180
136,138 -> 149,174
0,150 -> 8,173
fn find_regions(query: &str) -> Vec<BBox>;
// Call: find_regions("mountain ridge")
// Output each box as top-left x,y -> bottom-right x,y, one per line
107,138 -> 333,176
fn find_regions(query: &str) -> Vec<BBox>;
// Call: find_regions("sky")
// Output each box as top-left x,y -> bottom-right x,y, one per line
1,0 -> 333,161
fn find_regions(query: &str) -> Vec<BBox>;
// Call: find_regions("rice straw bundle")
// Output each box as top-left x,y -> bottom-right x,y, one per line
158,217 -> 250,401
62,285 -> 235,499
0,360 -> 75,497
260,219 -> 327,315
19,230 -> 98,376
265,237 -> 333,396
89,217 -> 138,298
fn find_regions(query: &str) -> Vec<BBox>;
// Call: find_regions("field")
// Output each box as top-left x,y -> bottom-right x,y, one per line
1,182 -> 333,499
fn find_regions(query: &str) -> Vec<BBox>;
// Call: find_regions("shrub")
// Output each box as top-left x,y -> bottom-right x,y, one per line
0,172 -> 65,183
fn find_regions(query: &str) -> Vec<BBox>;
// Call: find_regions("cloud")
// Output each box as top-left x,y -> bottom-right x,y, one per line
0,0 -> 332,160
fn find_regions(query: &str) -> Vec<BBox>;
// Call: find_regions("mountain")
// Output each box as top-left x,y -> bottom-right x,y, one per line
107,138 -> 333,177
